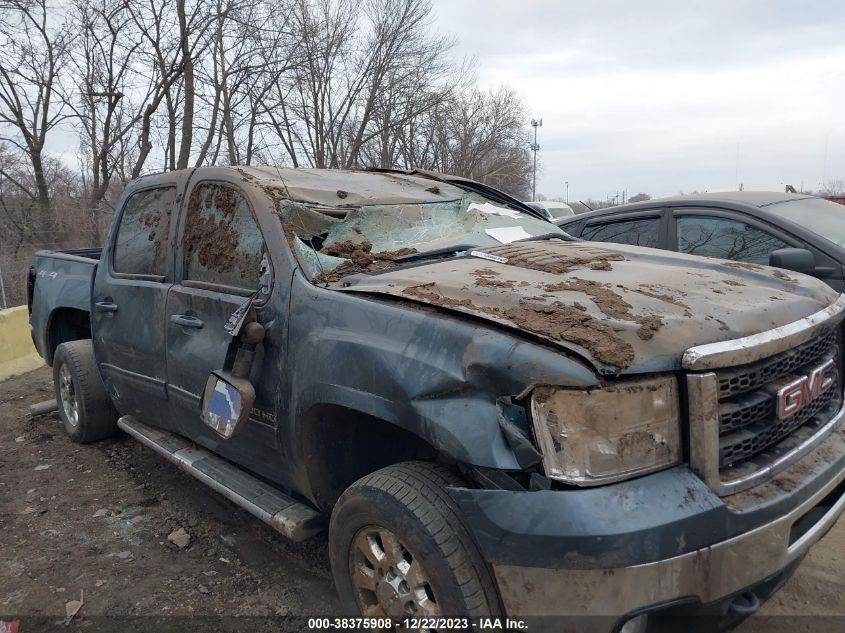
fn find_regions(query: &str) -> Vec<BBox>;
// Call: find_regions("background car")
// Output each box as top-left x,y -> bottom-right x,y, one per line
558,191 -> 845,291
524,200 -> 575,225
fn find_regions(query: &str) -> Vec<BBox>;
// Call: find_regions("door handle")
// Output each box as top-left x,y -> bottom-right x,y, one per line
95,301 -> 119,313
170,314 -> 204,329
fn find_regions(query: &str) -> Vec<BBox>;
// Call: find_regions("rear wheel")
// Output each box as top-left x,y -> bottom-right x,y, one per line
53,340 -> 118,443
329,462 -> 500,624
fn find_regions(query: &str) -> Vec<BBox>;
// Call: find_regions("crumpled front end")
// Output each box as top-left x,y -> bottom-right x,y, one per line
450,295 -> 845,632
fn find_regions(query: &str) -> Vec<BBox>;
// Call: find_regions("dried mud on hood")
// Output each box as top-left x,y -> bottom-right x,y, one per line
311,241 -> 417,284
403,276 -> 638,368
337,240 -> 838,374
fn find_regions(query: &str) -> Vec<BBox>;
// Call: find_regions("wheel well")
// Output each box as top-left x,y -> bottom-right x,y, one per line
302,405 -> 439,512
47,308 -> 91,365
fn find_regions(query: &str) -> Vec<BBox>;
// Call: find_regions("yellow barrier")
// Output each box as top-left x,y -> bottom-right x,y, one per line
0,305 -> 43,380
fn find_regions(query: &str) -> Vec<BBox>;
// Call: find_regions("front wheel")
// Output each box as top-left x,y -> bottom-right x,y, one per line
53,340 -> 118,443
329,462 -> 501,623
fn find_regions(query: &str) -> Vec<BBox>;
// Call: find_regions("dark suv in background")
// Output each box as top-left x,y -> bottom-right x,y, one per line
559,192 -> 845,291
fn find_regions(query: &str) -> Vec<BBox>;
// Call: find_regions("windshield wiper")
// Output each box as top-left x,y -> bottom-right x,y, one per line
392,244 -> 478,263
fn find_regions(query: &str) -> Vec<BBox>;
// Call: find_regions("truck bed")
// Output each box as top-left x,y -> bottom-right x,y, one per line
28,247 -> 102,364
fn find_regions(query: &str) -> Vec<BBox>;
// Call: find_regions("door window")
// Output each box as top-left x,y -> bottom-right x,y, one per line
183,183 -> 265,291
581,217 -> 660,248
676,216 -> 789,264
113,187 -> 176,276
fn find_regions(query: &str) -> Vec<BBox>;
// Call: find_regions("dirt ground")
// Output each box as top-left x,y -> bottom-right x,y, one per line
1,367 -> 337,632
2,367 -> 844,633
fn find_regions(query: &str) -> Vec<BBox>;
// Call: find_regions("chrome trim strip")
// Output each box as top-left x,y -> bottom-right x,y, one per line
683,293 -> 845,371
492,449 -> 845,622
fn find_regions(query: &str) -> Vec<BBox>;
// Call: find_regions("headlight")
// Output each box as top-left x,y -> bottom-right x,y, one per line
530,376 -> 681,485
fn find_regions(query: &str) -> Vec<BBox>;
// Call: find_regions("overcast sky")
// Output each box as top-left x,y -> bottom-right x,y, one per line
432,0 -> 845,202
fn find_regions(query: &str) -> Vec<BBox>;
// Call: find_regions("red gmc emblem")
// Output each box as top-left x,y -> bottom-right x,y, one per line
776,358 -> 837,419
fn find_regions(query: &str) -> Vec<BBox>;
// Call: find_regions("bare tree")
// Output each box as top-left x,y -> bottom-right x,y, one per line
395,86 -> 532,197
818,179 -> 845,196
0,0 -> 73,223
69,0 -> 149,222
126,0 -> 214,177
341,0 -> 454,168
199,0 -> 286,165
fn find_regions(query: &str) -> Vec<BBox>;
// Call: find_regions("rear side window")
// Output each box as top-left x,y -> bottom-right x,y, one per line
113,187 -> 175,276
581,217 -> 660,248
183,183 -> 265,291
677,216 -> 789,264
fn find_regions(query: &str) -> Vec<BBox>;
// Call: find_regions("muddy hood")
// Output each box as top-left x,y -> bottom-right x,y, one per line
338,240 -> 839,375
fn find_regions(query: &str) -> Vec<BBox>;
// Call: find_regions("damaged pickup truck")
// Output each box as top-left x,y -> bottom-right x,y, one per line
28,166 -> 845,632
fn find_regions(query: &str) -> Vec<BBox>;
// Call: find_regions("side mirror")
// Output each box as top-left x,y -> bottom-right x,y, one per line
201,321 -> 265,439
201,371 -> 255,439
769,248 -> 815,275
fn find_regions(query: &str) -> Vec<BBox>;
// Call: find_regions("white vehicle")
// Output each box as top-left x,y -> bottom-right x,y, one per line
525,200 -> 575,224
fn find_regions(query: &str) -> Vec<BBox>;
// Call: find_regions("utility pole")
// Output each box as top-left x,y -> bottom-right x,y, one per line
565,181 -> 569,204
531,118 -> 542,201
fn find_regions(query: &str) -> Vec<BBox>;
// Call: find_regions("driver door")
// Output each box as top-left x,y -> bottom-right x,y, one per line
165,179 -> 280,481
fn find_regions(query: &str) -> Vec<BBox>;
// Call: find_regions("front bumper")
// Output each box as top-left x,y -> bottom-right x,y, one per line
449,424 -> 845,632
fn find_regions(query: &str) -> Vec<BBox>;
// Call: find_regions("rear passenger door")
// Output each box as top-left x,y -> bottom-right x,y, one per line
578,210 -> 668,250
92,173 -> 187,430
165,178 -> 281,481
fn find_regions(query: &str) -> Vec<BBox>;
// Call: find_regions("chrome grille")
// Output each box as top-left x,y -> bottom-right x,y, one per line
717,329 -> 837,399
685,294 -> 845,496
715,329 -> 841,470
719,388 -> 838,466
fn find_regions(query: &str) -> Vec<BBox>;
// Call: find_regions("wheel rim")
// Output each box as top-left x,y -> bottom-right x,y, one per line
350,526 -> 441,621
58,363 -> 79,427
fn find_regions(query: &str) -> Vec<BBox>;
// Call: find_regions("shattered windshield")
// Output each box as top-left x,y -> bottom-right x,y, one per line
278,192 -> 567,283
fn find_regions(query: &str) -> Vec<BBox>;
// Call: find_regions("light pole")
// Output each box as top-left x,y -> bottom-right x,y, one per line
530,118 -> 542,201
565,181 -> 569,204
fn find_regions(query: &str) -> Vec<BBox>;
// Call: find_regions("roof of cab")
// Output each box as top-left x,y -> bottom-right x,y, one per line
232,166 -> 466,207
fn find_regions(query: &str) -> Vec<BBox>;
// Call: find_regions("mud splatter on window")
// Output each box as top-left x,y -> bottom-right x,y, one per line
184,183 -> 265,291
113,186 -> 176,276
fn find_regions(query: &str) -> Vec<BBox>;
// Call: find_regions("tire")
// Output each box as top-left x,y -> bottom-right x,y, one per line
329,461 -> 501,623
53,340 -> 118,443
